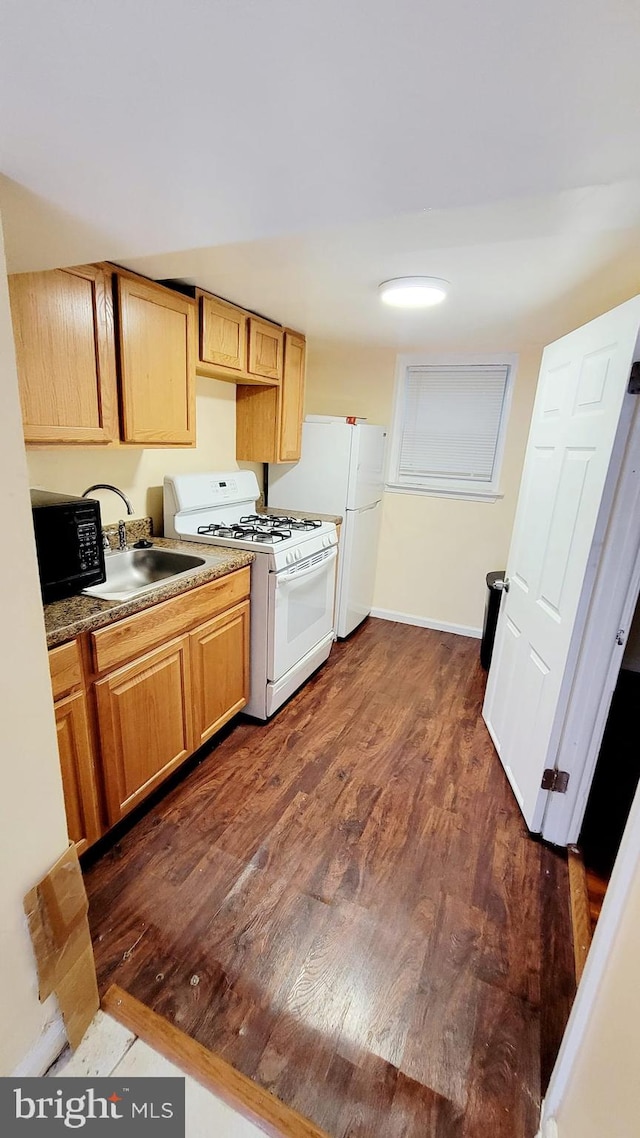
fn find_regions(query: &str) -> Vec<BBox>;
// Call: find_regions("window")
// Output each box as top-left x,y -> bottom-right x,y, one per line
386,353 -> 517,500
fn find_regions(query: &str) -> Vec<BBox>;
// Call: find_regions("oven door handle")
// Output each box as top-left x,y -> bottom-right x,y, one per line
277,547 -> 337,586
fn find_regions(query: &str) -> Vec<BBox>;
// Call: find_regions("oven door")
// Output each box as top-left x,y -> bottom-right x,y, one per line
268,546 -> 338,681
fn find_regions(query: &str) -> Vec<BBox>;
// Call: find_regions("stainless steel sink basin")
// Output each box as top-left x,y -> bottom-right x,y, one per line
82,546 -> 217,601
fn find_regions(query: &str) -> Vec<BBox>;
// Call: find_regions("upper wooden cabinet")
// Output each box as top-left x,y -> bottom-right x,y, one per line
200,294 -> 248,373
9,264 -> 197,448
164,283 -> 284,387
247,317 -> 283,382
9,264 -> 119,445
279,330 -> 306,462
236,329 -> 306,463
115,270 -> 196,446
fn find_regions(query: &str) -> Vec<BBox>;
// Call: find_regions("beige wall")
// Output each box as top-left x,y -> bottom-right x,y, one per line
551,787 -> 640,1138
305,339 -> 541,632
0,216 -> 69,1073
27,380 -> 261,531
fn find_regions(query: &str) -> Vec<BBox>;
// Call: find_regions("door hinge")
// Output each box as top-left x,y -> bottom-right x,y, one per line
628,362 -> 640,395
541,768 -> 570,793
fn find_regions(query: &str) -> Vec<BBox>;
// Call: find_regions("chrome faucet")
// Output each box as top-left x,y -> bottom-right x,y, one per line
81,484 -> 134,515
82,484 -> 134,553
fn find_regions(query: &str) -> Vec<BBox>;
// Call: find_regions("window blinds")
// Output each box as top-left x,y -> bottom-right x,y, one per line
398,364 -> 510,484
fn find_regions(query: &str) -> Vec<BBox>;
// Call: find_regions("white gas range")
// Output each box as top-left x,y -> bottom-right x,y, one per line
163,471 -> 338,719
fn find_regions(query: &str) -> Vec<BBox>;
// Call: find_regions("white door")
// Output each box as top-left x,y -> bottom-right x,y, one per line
483,297 -> 640,833
268,547 -> 337,680
337,501 -> 382,637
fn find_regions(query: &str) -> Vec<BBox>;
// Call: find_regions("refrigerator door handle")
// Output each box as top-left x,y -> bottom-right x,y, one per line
347,500 -> 381,514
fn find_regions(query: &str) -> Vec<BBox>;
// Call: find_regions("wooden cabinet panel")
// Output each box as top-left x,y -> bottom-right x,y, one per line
49,639 -> 83,701
278,331 -> 306,462
200,295 -> 247,373
91,567 -> 251,674
95,636 -> 193,823
236,330 -> 306,462
248,317 -> 283,381
9,264 -> 118,445
190,600 -> 250,747
55,691 -> 102,853
116,272 -> 196,446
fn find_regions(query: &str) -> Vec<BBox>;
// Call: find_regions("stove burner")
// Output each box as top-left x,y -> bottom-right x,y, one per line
245,513 -> 323,531
197,522 -> 292,543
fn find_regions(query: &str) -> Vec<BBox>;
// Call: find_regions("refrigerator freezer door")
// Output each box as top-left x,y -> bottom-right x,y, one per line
337,500 -> 383,638
346,425 -> 388,509
268,421 -> 352,516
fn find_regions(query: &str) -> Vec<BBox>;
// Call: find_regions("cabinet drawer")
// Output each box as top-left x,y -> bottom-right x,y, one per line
91,567 -> 251,673
49,640 -> 83,701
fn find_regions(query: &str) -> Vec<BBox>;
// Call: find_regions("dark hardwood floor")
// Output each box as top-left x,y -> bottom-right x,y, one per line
85,618 -> 575,1137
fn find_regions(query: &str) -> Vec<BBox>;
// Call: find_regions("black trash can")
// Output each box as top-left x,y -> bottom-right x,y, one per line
481,571 -> 505,670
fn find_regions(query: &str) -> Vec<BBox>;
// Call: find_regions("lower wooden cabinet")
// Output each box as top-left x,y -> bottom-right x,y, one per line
54,690 -> 102,854
48,569 -> 251,840
95,635 -> 194,825
190,600 -> 250,748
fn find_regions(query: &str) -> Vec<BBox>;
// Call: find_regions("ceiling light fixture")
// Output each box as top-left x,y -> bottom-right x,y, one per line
378,276 -> 449,308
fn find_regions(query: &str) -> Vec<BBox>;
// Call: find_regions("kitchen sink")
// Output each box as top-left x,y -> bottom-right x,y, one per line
82,546 -> 217,601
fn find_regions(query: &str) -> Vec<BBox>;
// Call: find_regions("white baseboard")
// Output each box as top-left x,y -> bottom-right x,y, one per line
12,1001 -> 67,1077
370,607 -> 482,639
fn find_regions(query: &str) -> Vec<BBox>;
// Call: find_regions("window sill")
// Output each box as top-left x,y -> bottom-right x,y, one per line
385,483 -> 504,503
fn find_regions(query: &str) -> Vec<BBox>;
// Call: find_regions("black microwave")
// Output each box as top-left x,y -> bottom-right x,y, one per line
30,490 -> 106,603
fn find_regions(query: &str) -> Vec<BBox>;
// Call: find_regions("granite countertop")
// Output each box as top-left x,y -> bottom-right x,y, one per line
261,506 -> 343,526
44,531 -> 255,649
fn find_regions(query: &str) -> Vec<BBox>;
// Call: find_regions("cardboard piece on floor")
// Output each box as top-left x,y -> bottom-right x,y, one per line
24,844 -> 99,1050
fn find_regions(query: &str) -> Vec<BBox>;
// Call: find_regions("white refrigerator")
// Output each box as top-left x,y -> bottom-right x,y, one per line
268,417 -> 387,638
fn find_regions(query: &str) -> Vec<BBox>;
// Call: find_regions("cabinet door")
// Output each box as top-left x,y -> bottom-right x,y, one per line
248,317 -> 283,381
55,691 -> 102,854
190,601 -> 250,748
200,295 -> 247,373
278,331 -> 306,462
95,636 -> 193,824
117,273 -> 196,445
236,330 -> 306,462
9,264 -> 118,445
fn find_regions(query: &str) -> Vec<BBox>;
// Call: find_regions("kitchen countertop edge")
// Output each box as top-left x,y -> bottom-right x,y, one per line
44,537 -> 255,649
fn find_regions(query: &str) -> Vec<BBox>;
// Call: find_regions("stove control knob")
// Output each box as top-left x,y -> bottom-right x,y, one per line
295,548 -> 302,560
286,551 -> 294,565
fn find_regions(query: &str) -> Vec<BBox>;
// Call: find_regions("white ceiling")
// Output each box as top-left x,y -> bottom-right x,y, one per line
126,182 -> 640,350
1,1 -> 640,347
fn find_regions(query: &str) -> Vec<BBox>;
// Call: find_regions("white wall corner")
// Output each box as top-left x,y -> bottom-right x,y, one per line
535,1112 -> 559,1138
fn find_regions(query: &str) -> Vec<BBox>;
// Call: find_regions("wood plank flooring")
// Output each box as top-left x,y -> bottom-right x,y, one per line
84,618 -> 575,1138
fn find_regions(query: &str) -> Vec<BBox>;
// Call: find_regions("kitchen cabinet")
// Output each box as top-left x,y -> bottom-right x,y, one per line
247,316 -> 283,381
200,294 -> 248,374
48,639 -> 102,853
95,635 -> 194,824
54,691 -> 102,854
9,264 -> 119,445
9,263 -> 197,448
115,270 -> 196,446
236,329 -> 306,462
167,283 -> 283,387
90,566 -> 251,826
190,600 -> 250,748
